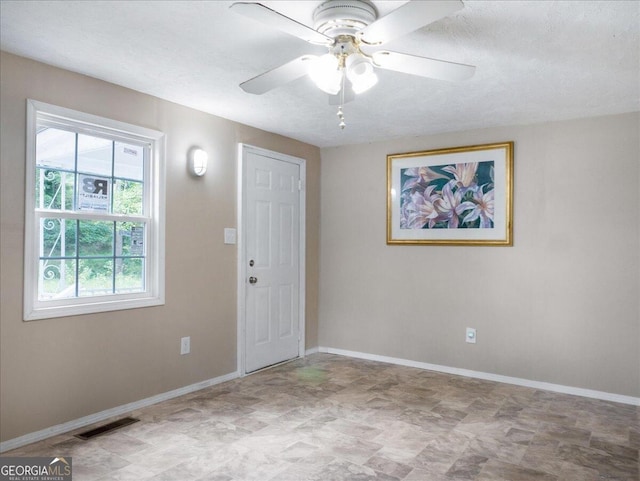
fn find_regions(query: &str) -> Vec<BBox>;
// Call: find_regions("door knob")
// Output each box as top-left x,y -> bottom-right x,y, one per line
249,276 -> 258,284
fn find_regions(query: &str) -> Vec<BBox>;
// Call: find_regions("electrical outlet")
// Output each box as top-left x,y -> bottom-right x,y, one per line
466,327 -> 477,344
180,336 -> 191,355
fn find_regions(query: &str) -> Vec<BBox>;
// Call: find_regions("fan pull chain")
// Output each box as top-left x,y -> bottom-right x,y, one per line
337,107 -> 345,129
338,70 -> 346,129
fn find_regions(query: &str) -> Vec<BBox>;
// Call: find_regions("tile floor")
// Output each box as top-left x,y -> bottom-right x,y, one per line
4,353 -> 639,480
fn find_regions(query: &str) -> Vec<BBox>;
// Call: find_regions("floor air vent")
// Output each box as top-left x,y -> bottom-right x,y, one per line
74,417 -> 139,440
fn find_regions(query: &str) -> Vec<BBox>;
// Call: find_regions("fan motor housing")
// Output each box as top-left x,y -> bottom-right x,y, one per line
313,0 -> 377,37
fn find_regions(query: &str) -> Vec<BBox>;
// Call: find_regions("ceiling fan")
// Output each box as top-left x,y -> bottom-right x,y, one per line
230,0 -> 475,128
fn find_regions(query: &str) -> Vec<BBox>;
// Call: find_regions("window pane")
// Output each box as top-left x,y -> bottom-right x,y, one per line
77,134 -> 112,176
41,218 -> 77,257
116,258 -> 144,294
113,180 -> 143,215
77,173 -> 111,213
78,258 -> 113,297
39,259 -> 76,300
78,220 -> 114,256
36,169 -> 75,210
116,222 -> 145,256
114,142 -> 144,181
36,127 -> 75,171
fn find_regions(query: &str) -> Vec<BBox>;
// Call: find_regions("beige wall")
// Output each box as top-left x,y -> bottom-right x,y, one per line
319,112 -> 640,397
0,52 -> 320,442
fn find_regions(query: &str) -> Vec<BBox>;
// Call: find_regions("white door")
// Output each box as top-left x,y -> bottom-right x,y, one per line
242,146 -> 303,373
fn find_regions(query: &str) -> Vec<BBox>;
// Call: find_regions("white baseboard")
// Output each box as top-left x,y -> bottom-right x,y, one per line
305,346 -> 319,356
0,370 -> 239,454
318,346 -> 640,406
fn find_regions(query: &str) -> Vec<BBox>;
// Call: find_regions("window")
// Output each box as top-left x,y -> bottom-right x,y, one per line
24,100 -> 165,320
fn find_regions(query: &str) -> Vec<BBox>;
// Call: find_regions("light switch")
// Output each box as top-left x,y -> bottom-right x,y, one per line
224,228 -> 236,245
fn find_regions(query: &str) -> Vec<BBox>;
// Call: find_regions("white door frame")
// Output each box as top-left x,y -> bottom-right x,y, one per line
236,143 -> 306,376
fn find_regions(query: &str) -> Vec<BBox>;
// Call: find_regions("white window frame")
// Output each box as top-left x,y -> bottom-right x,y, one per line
24,99 -> 166,321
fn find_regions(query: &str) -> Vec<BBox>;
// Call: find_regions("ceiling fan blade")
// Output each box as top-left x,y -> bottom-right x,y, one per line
240,55 -> 314,94
230,2 -> 333,45
359,0 -> 463,45
372,50 -> 475,82
328,83 -> 355,105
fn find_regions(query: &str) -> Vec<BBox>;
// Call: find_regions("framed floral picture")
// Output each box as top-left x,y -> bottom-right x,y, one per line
387,142 -> 513,246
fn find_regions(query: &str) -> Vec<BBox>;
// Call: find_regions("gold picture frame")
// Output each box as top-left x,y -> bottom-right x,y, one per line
387,141 -> 513,246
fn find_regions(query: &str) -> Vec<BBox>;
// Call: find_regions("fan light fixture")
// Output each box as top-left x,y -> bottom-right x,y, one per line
346,54 -> 377,94
308,54 -> 342,95
307,50 -> 377,128
306,1 -> 380,103
308,52 -> 377,96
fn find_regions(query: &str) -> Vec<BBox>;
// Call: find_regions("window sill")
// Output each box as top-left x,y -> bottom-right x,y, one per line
24,295 -> 165,321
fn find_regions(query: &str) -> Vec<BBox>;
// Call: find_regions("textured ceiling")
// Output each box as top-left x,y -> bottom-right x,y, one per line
1,0 -> 638,147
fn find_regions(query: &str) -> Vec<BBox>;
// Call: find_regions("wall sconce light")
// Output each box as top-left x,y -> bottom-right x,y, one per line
189,147 -> 208,177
